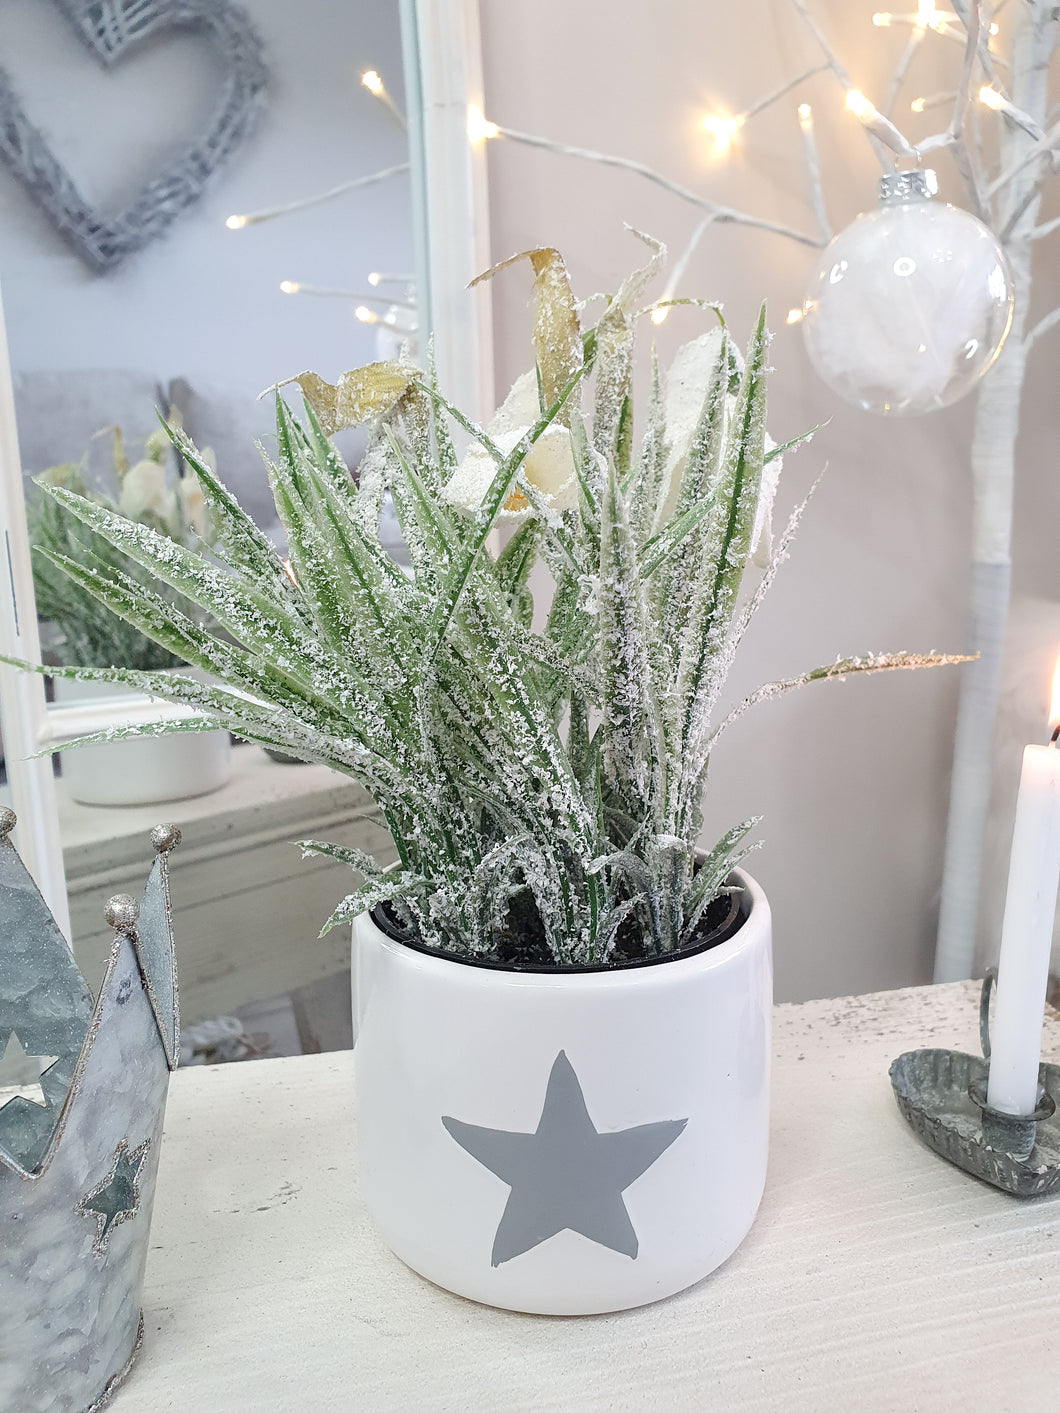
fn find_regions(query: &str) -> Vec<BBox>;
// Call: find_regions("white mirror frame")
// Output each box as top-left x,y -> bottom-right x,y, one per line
0,0 -> 492,936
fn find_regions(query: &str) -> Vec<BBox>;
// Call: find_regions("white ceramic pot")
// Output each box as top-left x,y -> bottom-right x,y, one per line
351,869 -> 772,1315
53,674 -> 231,807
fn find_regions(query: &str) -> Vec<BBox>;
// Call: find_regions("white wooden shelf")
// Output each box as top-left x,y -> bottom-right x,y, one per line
56,744 -> 393,1023
112,979 -> 1060,1410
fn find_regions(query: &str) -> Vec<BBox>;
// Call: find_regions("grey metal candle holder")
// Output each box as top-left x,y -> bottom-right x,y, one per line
0,809 -> 182,1412
890,970 -> 1060,1197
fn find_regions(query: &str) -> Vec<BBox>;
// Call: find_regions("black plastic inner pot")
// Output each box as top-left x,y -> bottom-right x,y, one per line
368,873 -> 750,974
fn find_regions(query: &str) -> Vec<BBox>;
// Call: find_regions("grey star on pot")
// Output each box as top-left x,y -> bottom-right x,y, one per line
443,1051 -> 687,1266
78,1138 -> 150,1255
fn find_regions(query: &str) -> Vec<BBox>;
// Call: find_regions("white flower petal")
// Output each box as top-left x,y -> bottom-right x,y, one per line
118,459 -> 167,519
488,370 -> 541,437
445,423 -> 577,520
654,328 -> 727,529
179,471 -> 210,538
443,439 -> 500,515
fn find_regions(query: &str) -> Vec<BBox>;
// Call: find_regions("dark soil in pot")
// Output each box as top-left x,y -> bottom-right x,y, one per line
369,874 -> 749,974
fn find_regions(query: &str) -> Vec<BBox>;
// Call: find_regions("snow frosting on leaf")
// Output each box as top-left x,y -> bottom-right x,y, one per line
17,243 -> 965,967
753,436 -> 781,568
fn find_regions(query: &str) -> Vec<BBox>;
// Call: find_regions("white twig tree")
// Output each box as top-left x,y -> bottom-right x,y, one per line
469,0 -> 1059,983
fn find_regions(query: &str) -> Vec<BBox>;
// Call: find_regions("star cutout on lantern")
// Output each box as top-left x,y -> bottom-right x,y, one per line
78,1138 -> 151,1254
0,1031 -> 58,1107
442,1051 -> 687,1266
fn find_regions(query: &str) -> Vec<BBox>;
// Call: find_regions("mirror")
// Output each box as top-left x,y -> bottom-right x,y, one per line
0,0 -> 489,1067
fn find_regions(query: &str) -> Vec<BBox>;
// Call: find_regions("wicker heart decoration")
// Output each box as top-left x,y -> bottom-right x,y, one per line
0,0 -> 268,273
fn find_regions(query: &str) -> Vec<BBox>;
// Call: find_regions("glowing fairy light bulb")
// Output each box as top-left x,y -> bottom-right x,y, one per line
368,272 -> 382,286
355,305 -> 379,324
279,281 -> 300,295
911,96 -> 927,113
702,113 -> 743,155
845,89 -> 916,157
874,5 -> 958,32
976,86 -> 1043,138
796,104 -> 815,147
651,307 -> 669,325
467,106 -> 499,143
786,307 -> 805,325
225,214 -> 247,230
801,169 -> 1014,416
915,1 -> 943,31
359,70 -> 406,130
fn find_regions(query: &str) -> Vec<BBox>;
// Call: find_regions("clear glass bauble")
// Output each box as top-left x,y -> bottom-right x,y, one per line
800,171 -> 1014,417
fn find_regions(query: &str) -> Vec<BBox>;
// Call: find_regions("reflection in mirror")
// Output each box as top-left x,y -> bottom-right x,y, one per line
0,0 -> 421,1062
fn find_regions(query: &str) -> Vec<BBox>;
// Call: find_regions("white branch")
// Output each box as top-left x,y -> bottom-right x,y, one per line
658,214 -> 718,307
281,285 -> 417,309
1025,305 -> 1060,347
225,163 -> 411,228
1000,149 -> 1058,240
790,0 -> 909,170
981,90 -> 1047,141
789,0 -> 852,87
1031,213 -> 1060,239
986,116 -> 1060,197
883,30 -> 925,117
797,105 -> 832,241
950,0 -> 1004,83
493,127 -> 824,248
915,129 -> 958,154
951,1 -> 982,135
848,91 -> 919,158
948,2 -> 989,219
743,63 -> 831,120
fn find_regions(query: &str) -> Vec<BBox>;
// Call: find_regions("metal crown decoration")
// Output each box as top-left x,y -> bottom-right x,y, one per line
0,808 -> 181,1413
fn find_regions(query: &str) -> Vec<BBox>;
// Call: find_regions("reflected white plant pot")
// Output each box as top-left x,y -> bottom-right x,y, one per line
53,674 -> 231,807
351,869 -> 772,1315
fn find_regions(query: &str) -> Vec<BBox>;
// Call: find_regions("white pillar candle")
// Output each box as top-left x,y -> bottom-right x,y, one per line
987,691 -> 1060,1116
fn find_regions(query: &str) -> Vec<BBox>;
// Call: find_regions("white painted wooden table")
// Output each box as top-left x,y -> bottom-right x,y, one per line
114,980 -> 1060,1411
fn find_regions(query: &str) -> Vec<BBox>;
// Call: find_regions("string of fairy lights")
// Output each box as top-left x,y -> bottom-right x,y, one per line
223,6 -> 1041,347
224,70 -> 415,341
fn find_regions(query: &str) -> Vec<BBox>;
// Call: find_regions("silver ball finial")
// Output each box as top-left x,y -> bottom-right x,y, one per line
0,806 -> 15,838
104,894 -> 140,931
151,823 -> 182,854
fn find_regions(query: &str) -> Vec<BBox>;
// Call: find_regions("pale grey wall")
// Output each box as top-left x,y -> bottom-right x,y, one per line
478,0 -> 1060,1001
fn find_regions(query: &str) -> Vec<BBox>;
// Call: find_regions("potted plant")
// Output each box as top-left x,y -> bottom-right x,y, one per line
11,238 -> 961,1313
27,423 -> 231,805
